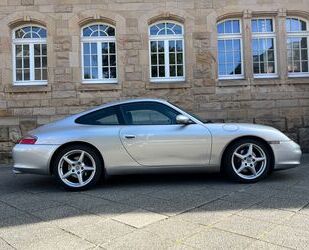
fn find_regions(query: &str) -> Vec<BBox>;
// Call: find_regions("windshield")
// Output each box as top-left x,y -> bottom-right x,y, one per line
169,102 -> 207,123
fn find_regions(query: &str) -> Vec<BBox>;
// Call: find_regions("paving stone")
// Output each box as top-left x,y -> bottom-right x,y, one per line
112,209 -> 168,228
246,240 -> 290,249
101,229 -> 175,249
257,196 -> 309,212
183,228 -> 255,249
213,214 -> 276,239
64,219 -> 134,245
0,238 -> 14,250
262,225 -> 309,249
0,202 -> 28,220
283,213 -> 309,232
236,204 -> 295,224
143,216 -> 204,241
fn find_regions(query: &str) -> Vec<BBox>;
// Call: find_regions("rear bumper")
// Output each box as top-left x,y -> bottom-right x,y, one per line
12,144 -> 60,175
271,140 -> 302,171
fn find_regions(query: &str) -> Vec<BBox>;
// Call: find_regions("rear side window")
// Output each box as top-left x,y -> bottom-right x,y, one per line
75,106 -> 122,125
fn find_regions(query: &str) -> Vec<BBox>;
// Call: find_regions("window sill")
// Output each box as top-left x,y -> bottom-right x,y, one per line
5,84 -> 51,93
217,79 -> 249,87
146,80 -> 191,90
78,83 -> 121,91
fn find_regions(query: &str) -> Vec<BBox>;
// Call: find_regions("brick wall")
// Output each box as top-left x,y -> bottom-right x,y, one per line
0,0 -> 309,163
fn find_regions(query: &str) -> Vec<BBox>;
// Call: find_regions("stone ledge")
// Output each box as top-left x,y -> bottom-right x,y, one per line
4,85 -> 52,93
77,83 -> 121,92
146,81 -> 191,90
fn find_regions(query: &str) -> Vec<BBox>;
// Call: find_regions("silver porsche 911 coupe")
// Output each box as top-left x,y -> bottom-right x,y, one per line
13,98 -> 302,190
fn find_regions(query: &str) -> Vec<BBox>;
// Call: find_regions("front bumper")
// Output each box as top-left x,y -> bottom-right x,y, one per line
271,140 -> 302,170
12,144 -> 60,175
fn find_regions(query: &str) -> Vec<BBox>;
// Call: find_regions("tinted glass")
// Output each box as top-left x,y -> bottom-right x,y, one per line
121,102 -> 180,125
75,106 -> 122,125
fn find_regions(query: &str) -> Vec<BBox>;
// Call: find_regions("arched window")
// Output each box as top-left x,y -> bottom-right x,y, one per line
286,17 -> 309,76
81,23 -> 117,83
217,19 -> 243,79
13,25 -> 47,85
251,18 -> 277,78
149,21 -> 185,82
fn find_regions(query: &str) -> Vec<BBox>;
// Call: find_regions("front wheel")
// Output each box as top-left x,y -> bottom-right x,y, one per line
222,139 -> 273,183
52,144 -> 103,191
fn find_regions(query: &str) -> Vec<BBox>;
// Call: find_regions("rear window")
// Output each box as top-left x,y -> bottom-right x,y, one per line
75,106 -> 122,125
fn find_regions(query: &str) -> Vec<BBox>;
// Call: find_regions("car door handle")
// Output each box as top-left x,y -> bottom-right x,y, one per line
124,134 -> 136,139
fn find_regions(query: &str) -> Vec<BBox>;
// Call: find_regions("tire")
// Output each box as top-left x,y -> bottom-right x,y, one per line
52,144 -> 103,191
222,139 -> 272,183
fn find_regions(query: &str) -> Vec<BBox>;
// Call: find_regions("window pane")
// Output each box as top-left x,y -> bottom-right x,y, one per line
110,55 -> 116,66
91,43 -> 97,53
102,67 -> 109,78
151,54 -> 157,65
34,57 -> 41,67
225,20 -> 232,33
158,54 -> 164,64
219,64 -> 226,75
109,42 -> 115,53
176,40 -> 183,52
84,67 -> 91,79
158,41 -> 164,52
42,57 -> 47,67
150,25 -> 159,35
15,45 -> 22,57
24,69 -> 30,80
266,19 -> 273,32
76,107 -> 121,125
169,40 -> 175,52
159,66 -> 165,77
151,41 -> 157,52
16,69 -> 22,81
233,40 -> 241,51
16,57 -> 22,68
177,65 -> 183,76
34,44 -> 41,55
252,20 -> 258,33
217,23 -> 224,33
151,66 -> 158,77
42,69 -> 47,80
92,67 -> 98,78
268,62 -> 275,73
35,69 -> 41,80
23,45 -> 29,56
91,55 -> 98,66
232,20 -> 240,33
83,43 -> 90,54
170,65 -> 176,77
177,53 -> 183,64
169,53 -> 175,64
225,40 -> 233,51
110,67 -> 117,78
102,43 -> 108,54
23,58 -> 30,68
301,49 -> 308,60
84,55 -> 90,66
302,61 -> 308,72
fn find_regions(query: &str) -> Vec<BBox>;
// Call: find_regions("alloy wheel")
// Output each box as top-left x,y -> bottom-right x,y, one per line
58,149 -> 96,188
231,143 -> 267,180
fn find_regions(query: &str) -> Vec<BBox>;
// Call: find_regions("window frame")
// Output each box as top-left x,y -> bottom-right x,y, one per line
251,17 -> 278,79
80,22 -> 118,84
148,21 -> 185,83
286,16 -> 309,78
12,24 -> 48,86
217,18 -> 244,80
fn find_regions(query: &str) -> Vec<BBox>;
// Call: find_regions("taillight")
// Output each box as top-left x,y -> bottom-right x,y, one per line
19,135 -> 37,144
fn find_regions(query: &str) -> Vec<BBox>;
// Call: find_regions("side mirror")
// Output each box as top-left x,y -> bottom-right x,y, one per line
176,115 -> 192,125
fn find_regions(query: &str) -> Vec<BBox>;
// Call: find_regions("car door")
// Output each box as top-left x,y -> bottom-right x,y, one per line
119,101 -> 211,167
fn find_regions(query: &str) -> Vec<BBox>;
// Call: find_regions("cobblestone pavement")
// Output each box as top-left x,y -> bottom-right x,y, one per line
0,155 -> 308,250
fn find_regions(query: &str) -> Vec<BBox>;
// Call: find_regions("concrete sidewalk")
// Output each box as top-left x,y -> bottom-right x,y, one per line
0,155 -> 308,249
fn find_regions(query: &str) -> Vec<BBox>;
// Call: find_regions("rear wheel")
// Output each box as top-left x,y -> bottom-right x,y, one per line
222,139 -> 272,183
52,144 -> 103,191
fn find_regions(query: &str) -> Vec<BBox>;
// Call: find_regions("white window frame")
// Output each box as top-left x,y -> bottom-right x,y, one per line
217,18 -> 244,80
251,17 -> 278,79
81,23 -> 118,84
148,21 -> 185,83
12,24 -> 47,86
286,17 -> 309,78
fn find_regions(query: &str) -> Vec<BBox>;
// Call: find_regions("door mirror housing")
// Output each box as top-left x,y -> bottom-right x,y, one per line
176,115 -> 192,125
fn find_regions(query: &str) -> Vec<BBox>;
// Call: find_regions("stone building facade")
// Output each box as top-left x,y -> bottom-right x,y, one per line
0,0 -> 309,163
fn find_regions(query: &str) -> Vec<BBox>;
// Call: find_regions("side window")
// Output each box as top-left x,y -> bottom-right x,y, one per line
75,106 -> 122,125
121,102 -> 180,125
